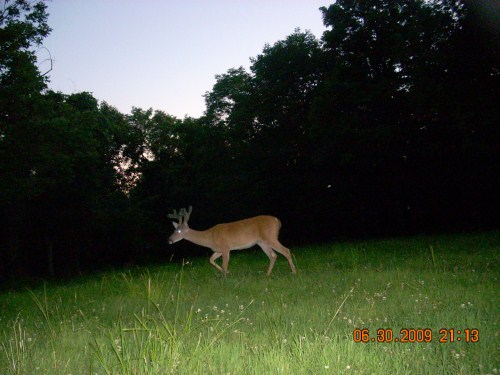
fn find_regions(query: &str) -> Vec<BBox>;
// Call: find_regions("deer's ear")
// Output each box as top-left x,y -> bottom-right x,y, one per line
172,222 -> 178,229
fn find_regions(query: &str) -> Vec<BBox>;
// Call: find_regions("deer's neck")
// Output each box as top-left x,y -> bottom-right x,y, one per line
185,228 -> 214,249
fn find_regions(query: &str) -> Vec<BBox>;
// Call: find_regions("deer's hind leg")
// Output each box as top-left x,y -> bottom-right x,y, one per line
258,242 -> 277,275
269,240 -> 297,274
221,248 -> 231,276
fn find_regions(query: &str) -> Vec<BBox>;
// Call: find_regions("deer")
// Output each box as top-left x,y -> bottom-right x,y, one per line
167,206 -> 296,276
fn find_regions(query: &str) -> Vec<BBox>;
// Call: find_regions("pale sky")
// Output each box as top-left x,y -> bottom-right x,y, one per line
40,0 -> 329,118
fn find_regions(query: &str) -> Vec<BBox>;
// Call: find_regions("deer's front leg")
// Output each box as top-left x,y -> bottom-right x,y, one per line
209,252 -> 224,273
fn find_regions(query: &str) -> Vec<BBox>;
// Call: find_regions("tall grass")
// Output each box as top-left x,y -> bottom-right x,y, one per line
0,232 -> 498,374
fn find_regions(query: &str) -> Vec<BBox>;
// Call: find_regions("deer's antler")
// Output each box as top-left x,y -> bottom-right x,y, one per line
168,208 -> 184,224
168,206 -> 193,224
184,206 -> 192,222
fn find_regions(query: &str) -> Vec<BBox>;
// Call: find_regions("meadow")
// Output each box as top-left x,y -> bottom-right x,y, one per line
1,232 -> 498,374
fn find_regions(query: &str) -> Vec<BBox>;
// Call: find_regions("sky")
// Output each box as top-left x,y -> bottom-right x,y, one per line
40,0 -> 329,119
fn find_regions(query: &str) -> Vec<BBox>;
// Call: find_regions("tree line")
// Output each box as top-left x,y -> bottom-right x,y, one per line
1,0 -> 498,280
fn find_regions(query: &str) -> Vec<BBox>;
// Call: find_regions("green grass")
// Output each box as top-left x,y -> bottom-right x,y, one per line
1,232 -> 498,374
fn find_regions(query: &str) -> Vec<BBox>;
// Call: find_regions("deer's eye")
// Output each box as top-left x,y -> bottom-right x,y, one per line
177,229 -> 182,233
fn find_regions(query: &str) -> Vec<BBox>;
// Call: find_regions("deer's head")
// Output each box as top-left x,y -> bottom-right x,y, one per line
168,206 -> 192,244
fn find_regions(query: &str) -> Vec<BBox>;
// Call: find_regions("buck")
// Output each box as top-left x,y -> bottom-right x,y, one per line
168,206 -> 296,276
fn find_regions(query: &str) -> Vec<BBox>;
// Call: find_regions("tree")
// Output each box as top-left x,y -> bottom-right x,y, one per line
202,31 -> 325,230
311,0 -> 499,235
0,0 -> 52,278
0,0 -> 51,121
19,92 -> 135,276
204,67 -> 254,133
250,29 -> 322,156
0,0 -> 51,200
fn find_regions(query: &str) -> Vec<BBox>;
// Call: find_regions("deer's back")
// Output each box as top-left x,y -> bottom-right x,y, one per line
209,215 -> 280,249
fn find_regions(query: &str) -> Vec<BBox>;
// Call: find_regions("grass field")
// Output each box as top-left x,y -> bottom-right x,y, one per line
1,232 -> 498,374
